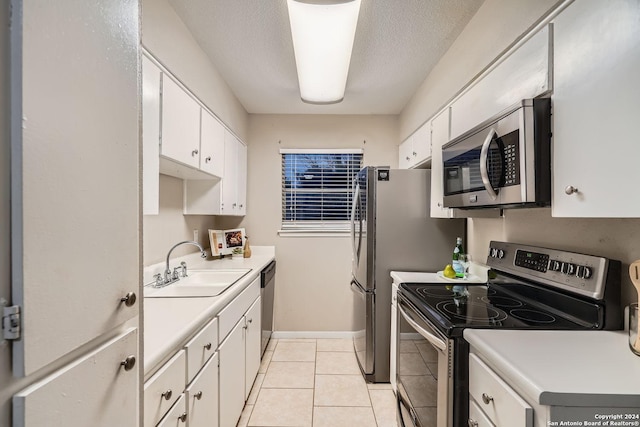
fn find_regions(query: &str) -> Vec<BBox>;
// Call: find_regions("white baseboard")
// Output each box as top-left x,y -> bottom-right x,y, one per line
271,331 -> 358,339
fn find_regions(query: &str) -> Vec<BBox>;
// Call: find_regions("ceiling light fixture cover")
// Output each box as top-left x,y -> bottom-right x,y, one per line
287,0 -> 361,104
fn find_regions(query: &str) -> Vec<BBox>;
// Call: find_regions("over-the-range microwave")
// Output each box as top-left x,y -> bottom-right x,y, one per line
442,98 -> 551,209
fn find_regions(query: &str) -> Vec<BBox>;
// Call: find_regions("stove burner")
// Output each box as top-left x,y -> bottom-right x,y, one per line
510,308 -> 556,324
417,288 -> 454,298
481,296 -> 523,308
436,301 -> 508,322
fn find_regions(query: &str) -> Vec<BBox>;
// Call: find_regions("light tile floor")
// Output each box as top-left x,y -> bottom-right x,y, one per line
237,338 -> 398,427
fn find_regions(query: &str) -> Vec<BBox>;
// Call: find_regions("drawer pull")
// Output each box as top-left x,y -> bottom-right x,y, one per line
468,420 -> 479,427
482,393 -> 494,404
247,318 -> 253,324
195,391 -> 203,400
161,390 -> 173,400
178,412 -> 187,423
204,342 -> 212,350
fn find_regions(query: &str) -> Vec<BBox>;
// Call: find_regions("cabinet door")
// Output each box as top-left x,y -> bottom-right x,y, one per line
412,122 -> 431,166
552,0 -> 640,217
221,130 -> 238,214
200,110 -> 225,178
398,137 -> 413,169
161,75 -> 201,169
244,297 -> 261,399
142,55 -> 161,215
13,328 -> 138,427
186,353 -> 219,427
156,394 -> 187,427
11,0 -> 139,376
236,142 -> 248,215
219,319 -> 245,427
430,108 -> 454,218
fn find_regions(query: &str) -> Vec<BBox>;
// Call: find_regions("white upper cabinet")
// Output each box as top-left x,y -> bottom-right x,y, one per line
11,0 -> 140,377
398,122 -> 431,169
200,110 -> 225,178
551,0 -> 640,217
142,55 -> 161,215
160,75 -> 201,170
450,24 -> 552,140
430,108 -> 454,218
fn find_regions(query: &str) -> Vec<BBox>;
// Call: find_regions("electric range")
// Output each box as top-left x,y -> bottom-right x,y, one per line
395,241 -> 622,427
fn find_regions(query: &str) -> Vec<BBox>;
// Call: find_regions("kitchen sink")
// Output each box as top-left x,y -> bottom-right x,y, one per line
144,268 -> 252,298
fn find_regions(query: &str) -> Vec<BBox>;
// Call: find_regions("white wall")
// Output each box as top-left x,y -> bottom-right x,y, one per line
233,114 -> 399,331
401,0 -> 640,307
141,0 -> 251,267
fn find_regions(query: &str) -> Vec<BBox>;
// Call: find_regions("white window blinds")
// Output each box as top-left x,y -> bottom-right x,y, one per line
281,149 -> 363,231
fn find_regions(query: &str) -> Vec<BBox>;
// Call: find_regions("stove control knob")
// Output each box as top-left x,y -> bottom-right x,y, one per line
562,263 -> 576,275
497,249 -> 505,259
550,260 -> 561,271
576,265 -> 593,279
490,248 -> 497,258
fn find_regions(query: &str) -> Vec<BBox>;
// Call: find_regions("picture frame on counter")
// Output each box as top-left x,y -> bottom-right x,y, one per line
209,228 -> 246,257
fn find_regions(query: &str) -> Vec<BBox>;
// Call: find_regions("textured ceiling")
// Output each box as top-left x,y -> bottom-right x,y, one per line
168,0 -> 484,115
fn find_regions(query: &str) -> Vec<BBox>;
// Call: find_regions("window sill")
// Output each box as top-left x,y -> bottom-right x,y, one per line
277,229 -> 350,238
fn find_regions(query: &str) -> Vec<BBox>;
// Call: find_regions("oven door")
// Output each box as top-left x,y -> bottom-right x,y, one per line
396,294 -> 453,427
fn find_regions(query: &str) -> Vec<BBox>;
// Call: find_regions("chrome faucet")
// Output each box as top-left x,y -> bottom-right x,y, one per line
155,240 -> 207,287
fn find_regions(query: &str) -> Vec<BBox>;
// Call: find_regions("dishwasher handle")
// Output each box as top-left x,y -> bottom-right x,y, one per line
398,299 -> 447,352
261,261 -> 276,288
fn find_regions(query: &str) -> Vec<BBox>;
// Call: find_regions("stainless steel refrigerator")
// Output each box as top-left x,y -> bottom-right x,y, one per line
350,167 -> 464,383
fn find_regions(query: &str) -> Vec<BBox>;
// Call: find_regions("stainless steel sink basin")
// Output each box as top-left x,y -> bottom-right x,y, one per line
144,268 -> 252,298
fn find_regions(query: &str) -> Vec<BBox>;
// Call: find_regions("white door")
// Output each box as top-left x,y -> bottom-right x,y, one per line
13,328 -> 138,427
430,108 -> 454,218
221,130 -> 238,214
219,319 -> 245,427
236,142 -> 248,215
161,76 -> 201,169
186,353 -> 219,427
244,298 -> 261,399
552,0 -> 640,217
398,138 -> 413,169
142,55 -> 161,215
412,122 -> 431,165
10,0 -> 140,377
199,110 -> 225,178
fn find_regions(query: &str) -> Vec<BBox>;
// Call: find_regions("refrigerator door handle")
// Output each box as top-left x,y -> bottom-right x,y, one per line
350,279 -> 365,296
350,183 -> 359,262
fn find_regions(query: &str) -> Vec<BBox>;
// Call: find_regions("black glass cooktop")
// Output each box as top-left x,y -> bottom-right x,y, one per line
398,277 -> 603,338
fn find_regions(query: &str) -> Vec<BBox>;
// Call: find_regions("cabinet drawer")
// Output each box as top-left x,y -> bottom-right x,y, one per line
184,317 -> 218,383
469,398 -> 496,427
218,276 -> 259,340
144,350 -> 186,427
156,394 -> 187,427
469,353 -> 533,427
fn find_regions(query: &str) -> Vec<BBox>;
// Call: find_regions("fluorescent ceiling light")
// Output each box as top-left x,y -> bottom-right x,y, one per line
287,0 -> 361,104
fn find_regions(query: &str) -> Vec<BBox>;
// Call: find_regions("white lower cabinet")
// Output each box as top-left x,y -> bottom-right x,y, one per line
144,350 -> 187,427
468,399 -> 496,427
186,353 -> 219,427
469,353 -> 533,427
219,319 -> 247,427
13,328 -> 138,427
157,394 -> 187,427
244,298 -> 262,399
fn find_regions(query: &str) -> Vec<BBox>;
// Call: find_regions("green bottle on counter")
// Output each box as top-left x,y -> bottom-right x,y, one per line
452,237 -> 465,278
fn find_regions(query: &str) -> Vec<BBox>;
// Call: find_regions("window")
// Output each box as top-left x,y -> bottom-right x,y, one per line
281,149 -> 363,232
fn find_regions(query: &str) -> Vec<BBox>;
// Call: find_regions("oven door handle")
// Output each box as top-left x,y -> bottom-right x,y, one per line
398,302 -> 447,352
480,127 -> 499,201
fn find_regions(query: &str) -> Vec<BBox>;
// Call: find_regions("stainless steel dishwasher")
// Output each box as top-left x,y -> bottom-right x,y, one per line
260,260 -> 276,356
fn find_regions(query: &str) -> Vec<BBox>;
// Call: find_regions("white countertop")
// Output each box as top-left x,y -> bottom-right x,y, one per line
464,329 -> 640,407
143,246 -> 275,377
391,262 -> 488,284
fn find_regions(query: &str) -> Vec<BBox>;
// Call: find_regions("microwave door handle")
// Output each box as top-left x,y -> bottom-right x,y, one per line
480,127 -> 499,200
398,302 -> 447,352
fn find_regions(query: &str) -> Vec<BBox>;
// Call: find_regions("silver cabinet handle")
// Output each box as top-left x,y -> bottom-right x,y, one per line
178,413 -> 187,423
205,156 -> 212,163
479,127 -> 499,200
120,292 -> 136,307
482,393 -> 494,404
161,390 -> 173,400
247,318 -> 253,324
194,391 -> 203,400
192,149 -> 199,156
468,420 -> 479,427
204,342 -> 212,350
565,185 -> 578,195
120,355 -> 136,371
405,156 -> 410,161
